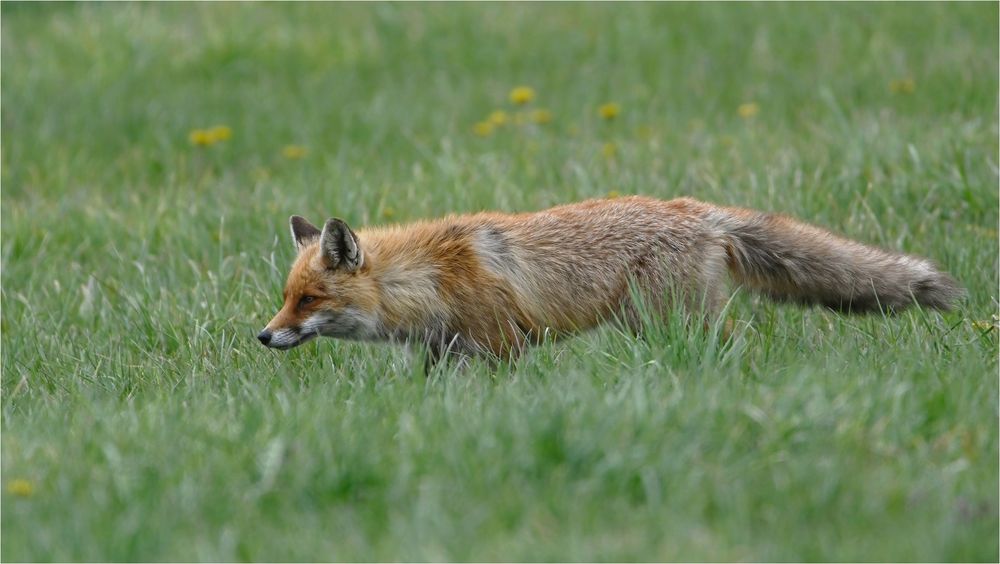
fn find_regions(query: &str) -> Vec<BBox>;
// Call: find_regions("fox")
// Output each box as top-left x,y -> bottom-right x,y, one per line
258,196 -> 963,362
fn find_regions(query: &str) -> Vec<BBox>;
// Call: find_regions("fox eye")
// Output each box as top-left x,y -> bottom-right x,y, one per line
298,295 -> 316,307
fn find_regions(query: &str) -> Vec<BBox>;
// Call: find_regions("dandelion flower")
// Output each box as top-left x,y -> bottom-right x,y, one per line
601,142 -> 617,159
473,121 -> 495,137
509,86 -> 536,105
737,102 -> 759,119
530,109 -> 553,125
208,125 -> 232,142
968,224 -> 998,239
251,167 -> 271,181
382,206 -> 396,219
282,145 -> 308,160
189,125 -> 232,146
488,110 -> 509,126
189,129 -> 213,146
598,103 -> 621,120
889,78 -> 916,94
606,190 -> 621,199
7,479 -> 34,497
971,315 -> 998,332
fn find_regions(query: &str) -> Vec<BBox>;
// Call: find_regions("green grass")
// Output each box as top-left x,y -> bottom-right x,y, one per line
2,3 -> 998,561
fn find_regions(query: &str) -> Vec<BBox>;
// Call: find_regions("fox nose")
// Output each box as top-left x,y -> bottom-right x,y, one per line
257,329 -> 272,346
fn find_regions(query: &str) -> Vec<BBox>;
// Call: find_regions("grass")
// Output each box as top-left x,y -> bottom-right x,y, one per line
2,2 -> 998,561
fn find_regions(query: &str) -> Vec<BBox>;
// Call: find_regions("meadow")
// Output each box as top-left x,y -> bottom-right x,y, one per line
2,3 -> 998,561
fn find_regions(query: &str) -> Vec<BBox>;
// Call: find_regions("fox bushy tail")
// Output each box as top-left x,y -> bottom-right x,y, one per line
713,208 -> 963,313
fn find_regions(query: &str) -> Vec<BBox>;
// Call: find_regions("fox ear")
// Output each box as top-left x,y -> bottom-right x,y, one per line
289,216 -> 322,253
320,218 -> 364,271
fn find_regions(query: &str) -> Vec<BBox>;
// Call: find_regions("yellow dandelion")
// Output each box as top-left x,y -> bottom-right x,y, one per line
509,86 -> 536,105
251,167 -> 271,182
382,206 -> 396,219
601,142 -> 617,159
971,316 -> 998,332
188,129 -> 213,146
282,145 -> 308,160
7,479 -> 34,497
889,78 -> 916,94
208,125 -> 232,142
530,109 -> 553,124
738,102 -> 759,119
598,103 -> 621,120
606,190 -> 621,199
968,224 -> 998,239
488,110 -> 509,127
473,121 -> 495,137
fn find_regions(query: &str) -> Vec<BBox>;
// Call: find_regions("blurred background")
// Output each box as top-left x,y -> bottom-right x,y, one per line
4,3 -> 997,220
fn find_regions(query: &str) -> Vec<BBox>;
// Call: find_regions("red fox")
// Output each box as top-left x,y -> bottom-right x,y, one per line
258,196 -> 962,361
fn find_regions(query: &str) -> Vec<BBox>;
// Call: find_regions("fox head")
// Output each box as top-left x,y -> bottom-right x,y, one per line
258,216 -> 381,349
